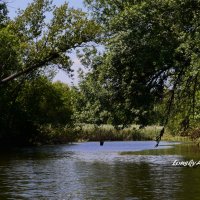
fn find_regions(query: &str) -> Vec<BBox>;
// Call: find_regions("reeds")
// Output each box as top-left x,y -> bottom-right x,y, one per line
34,124 -> 191,145
76,124 -> 168,142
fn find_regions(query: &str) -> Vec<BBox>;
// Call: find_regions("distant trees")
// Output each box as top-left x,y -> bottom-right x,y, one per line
73,69 -> 112,126
15,78 -> 73,126
0,76 -> 74,145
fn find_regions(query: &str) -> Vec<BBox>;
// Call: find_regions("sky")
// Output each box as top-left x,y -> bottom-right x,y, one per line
7,0 -> 86,86
8,0 -> 85,16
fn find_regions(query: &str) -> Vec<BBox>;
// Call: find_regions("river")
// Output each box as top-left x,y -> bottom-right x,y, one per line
0,141 -> 200,199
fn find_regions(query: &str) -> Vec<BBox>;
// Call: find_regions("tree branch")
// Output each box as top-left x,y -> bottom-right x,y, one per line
0,51 -> 59,85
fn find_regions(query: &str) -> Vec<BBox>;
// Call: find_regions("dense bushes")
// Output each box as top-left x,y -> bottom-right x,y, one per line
0,77 -> 74,146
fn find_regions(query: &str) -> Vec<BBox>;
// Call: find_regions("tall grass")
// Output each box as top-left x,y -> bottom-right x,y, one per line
34,124 -> 191,146
75,124 -> 177,142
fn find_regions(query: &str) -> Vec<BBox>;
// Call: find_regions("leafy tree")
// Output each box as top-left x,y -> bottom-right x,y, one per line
0,0 -> 100,145
16,78 -> 73,126
0,0 -> 100,85
83,0 -> 200,129
0,0 -> 8,27
0,77 -> 74,145
73,69 -> 111,126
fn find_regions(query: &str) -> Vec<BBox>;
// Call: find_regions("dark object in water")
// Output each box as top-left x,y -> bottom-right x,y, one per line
155,127 -> 165,147
100,141 -> 104,146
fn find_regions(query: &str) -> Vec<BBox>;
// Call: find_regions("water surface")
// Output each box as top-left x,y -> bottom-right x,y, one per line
0,141 -> 200,199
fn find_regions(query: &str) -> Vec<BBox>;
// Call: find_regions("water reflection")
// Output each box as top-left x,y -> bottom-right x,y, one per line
0,142 -> 200,199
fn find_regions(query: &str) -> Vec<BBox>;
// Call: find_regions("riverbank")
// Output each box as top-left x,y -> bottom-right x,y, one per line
75,124 -> 191,143
0,124 -> 195,147
120,142 -> 200,160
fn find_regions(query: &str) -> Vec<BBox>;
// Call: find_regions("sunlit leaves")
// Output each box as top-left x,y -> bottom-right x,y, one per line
0,0 -> 101,84
82,0 -> 200,128
0,27 -> 21,79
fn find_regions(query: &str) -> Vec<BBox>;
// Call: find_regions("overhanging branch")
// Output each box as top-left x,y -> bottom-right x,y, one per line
0,52 -> 59,85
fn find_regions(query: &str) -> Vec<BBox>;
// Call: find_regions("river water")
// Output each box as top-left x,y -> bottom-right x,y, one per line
0,141 -> 200,200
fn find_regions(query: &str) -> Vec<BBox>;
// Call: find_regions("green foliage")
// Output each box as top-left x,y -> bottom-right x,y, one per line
0,77 -> 74,145
30,124 -> 79,145
2,0 -> 200,145
0,27 -> 21,80
0,0 -> 101,84
0,1 -> 8,27
0,0 -> 101,145
75,124 -> 164,141
82,0 -> 200,130
73,69 -> 111,125
16,78 -> 73,125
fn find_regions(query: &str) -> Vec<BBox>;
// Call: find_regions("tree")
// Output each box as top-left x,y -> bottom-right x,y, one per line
16,78 -> 73,126
0,76 -> 74,145
0,0 -> 100,85
73,68 -> 112,126
83,0 -> 200,128
0,0 -> 8,27
0,0 -> 100,145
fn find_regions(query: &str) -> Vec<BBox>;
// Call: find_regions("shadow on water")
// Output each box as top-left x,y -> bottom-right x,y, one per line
0,142 -> 200,199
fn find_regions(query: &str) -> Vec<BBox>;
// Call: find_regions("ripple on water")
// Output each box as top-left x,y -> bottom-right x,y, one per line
0,141 -> 192,200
